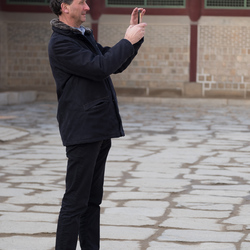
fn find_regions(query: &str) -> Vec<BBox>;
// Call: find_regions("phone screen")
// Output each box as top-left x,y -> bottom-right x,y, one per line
138,10 -> 141,24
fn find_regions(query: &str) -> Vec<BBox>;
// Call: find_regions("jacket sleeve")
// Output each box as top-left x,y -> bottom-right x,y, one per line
97,38 -> 144,74
49,36 -> 135,82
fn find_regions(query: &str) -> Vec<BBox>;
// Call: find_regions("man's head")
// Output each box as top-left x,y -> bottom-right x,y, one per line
50,0 -> 90,28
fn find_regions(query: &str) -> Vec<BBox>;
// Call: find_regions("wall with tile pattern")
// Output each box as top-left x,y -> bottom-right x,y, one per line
1,12 -> 250,98
99,15 -> 190,97
197,16 -> 250,98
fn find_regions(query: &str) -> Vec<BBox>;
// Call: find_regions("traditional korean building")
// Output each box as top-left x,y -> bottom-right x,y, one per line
1,0 -> 250,99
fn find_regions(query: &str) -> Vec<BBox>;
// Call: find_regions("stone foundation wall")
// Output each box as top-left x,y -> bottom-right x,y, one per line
0,12 -> 56,91
99,15 -> 190,97
7,22 -> 52,89
1,12 -> 250,99
0,12 -> 90,92
197,16 -> 250,98
0,20 -> 7,89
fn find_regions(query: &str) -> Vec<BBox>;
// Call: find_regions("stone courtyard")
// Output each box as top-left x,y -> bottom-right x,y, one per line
0,97 -> 250,249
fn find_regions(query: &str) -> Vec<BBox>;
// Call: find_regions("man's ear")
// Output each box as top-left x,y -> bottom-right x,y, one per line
61,3 -> 69,14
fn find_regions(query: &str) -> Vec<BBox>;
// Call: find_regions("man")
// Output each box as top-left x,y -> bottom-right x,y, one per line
48,0 -> 146,249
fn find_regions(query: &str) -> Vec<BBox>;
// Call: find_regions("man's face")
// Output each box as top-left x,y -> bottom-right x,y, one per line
66,0 -> 90,27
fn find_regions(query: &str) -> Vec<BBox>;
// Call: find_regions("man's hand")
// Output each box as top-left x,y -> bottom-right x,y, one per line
130,7 -> 146,25
125,7 -> 147,45
124,23 -> 147,45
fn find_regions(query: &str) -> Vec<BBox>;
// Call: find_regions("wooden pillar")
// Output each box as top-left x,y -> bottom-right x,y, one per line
89,0 -> 105,41
187,0 -> 202,82
189,24 -> 198,82
91,22 -> 98,40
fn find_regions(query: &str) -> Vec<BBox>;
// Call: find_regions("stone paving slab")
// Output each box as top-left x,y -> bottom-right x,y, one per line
0,126 -> 29,142
1,99 -> 250,249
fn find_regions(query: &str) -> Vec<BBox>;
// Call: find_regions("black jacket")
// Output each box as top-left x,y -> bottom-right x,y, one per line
48,19 -> 143,146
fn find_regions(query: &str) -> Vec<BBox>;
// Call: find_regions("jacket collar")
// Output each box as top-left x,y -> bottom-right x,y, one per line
50,18 -> 92,35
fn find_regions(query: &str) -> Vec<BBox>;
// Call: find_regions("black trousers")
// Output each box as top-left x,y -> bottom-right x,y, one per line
55,139 -> 111,250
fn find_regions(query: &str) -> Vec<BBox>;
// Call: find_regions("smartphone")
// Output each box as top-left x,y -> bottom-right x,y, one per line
138,10 -> 142,24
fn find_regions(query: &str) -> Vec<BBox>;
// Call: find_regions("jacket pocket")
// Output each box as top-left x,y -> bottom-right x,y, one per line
83,96 -> 109,111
